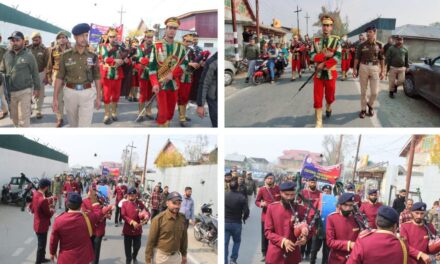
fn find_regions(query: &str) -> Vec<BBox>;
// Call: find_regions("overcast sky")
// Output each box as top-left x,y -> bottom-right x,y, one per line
1,0 -> 219,33
248,0 -> 440,36
225,134 -> 411,166
18,133 -> 217,169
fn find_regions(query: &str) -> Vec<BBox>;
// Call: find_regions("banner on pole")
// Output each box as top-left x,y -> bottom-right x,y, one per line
300,155 -> 342,184
89,23 -> 124,44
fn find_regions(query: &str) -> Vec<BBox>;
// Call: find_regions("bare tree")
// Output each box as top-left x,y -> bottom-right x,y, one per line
185,135 -> 209,162
322,135 -> 356,165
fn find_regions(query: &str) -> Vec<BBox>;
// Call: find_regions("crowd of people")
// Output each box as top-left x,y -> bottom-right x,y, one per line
0,16 -> 218,128
28,172 -> 195,264
224,167 -> 440,264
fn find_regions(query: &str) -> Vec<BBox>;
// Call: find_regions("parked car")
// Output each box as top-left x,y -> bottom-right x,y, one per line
225,60 -> 237,86
404,56 -> 440,108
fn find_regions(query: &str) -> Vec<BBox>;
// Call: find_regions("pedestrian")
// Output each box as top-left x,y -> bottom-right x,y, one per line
31,178 -> 55,264
136,29 -> 155,121
353,25 -> 385,119
47,31 -> 70,127
49,192 -> 100,264
113,178 -> 128,226
51,175 -> 63,209
160,185 -> 169,212
0,33 -> 9,120
52,23 -> 102,127
264,181 -> 309,264
145,191 -> 188,264
242,28 -> 253,46
399,198 -> 413,225
386,35 -> 409,98
19,172 -> 34,211
149,17 -> 188,127
303,34 -> 313,71
267,41 -> 278,84
121,187 -> 147,264
244,38 -> 260,83
0,31 -> 41,127
150,185 -> 162,219
225,179 -> 250,264
399,202 -> 435,264
237,176 -> 248,200
347,206 -> 408,264
245,172 -> 257,207
309,15 -> 342,128
427,200 -> 440,233
341,38 -> 352,81
326,193 -> 360,264
28,32 -> 49,119
75,175 -> 84,194
179,186 -> 195,229
63,173 -> 80,211
196,51 -> 217,127
392,189 -> 407,215
290,35 -> 304,81
346,184 -> 362,208
383,36 -> 395,79
360,189 -> 383,229
188,33 -> 204,103
301,177 -> 322,261
255,172 -> 281,262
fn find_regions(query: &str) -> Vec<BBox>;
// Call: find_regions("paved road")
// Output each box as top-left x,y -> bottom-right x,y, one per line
0,198 -> 216,264
225,67 -> 440,127
0,86 -> 212,128
226,196 -> 322,264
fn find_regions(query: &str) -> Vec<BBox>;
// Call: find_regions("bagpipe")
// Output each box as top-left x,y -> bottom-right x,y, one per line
90,182 -> 114,219
186,49 -> 211,74
135,199 -> 151,228
45,191 -> 58,208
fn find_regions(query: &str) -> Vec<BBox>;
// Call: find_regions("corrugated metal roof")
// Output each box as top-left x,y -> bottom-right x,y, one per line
0,3 -> 70,36
348,18 -> 396,38
393,24 -> 440,40
225,153 -> 247,162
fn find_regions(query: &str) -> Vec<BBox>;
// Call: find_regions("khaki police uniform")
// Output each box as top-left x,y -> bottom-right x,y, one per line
27,43 -> 49,116
47,45 -> 67,122
56,46 -> 100,127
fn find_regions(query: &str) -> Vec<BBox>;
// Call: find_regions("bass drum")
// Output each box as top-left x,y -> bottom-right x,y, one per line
319,194 -> 337,230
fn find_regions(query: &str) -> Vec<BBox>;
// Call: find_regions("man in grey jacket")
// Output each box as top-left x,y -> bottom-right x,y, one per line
244,38 -> 259,83
196,52 -> 217,127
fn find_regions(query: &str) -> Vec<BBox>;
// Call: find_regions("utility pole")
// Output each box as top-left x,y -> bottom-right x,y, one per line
231,0 -> 239,61
405,135 -> 417,200
127,142 -> 136,182
335,135 -> 343,164
294,5 -> 302,36
117,5 -> 126,26
352,135 -> 362,182
122,146 -> 128,177
141,135 -> 150,187
256,0 -> 260,47
305,13 -> 310,36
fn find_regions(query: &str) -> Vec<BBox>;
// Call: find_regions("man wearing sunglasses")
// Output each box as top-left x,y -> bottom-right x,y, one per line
309,15 -> 342,128
0,31 -> 41,127
145,191 -> 188,264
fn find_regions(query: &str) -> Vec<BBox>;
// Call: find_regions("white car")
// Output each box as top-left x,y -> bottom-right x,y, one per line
225,60 -> 237,86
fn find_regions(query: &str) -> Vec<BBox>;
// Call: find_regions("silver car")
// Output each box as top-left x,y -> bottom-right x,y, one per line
225,60 -> 237,86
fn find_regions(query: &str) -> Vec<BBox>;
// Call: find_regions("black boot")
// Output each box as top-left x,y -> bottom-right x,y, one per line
245,77 -> 249,83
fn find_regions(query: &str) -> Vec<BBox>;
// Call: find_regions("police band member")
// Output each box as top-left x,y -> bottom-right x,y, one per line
53,23 -> 102,127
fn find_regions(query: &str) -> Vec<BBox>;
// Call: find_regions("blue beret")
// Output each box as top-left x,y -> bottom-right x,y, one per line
38,178 -> 51,188
338,193 -> 355,205
411,202 -> 427,212
368,189 -> 378,195
308,177 -> 317,182
365,25 -> 376,32
322,184 -> 332,191
280,181 -> 296,191
346,183 -> 355,190
68,192 -> 82,204
264,173 -> 274,179
167,191 -> 183,201
378,206 -> 399,224
72,23 -> 90,36
127,187 -> 137,195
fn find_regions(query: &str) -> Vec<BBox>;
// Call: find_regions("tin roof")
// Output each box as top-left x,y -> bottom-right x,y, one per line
393,24 -> 440,40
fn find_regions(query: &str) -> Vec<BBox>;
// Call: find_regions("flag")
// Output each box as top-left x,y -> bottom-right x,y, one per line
300,155 -> 342,184
89,23 -> 124,44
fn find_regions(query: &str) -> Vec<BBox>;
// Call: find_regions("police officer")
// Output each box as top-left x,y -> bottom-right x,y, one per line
0,33 -> 8,120
359,189 -> 383,229
32,178 -> 54,264
28,32 -> 49,119
47,31 -> 70,127
353,25 -> 385,119
53,23 -> 101,127
326,192 -> 360,264
385,35 -> 409,98
347,206 -> 408,263
145,191 -> 188,264
0,31 -> 41,127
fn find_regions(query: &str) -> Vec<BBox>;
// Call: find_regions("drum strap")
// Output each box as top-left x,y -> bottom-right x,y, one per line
399,238 -> 408,264
82,212 -> 93,237
265,187 -> 276,203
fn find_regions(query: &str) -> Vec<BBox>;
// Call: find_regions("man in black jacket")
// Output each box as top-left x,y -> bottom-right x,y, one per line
392,189 -> 407,215
225,180 -> 250,264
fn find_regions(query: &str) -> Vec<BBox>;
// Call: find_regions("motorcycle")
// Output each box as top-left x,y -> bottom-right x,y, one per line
194,203 -> 217,253
1,182 -> 35,205
252,54 -> 284,85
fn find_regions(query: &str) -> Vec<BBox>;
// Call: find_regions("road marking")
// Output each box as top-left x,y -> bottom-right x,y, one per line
187,253 -> 201,264
12,247 -> 24,257
353,79 -> 382,127
24,237 -> 34,244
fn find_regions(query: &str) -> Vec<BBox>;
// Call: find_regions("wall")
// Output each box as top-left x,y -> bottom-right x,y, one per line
404,38 -> 440,63
144,164 -> 217,216
0,148 -> 69,187
0,21 -> 58,47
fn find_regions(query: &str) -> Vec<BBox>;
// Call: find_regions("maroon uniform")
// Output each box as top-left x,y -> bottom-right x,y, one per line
50,207 -> 101,264
353,194 -> 362,208
400,221 -> 436,264
359,201 -> 382,229
255,185 -> 281,222
114,185 -> 128,204
326,211 -> 360,264
264,201 -> 307,264
301,188 -> 322,222
121,199 -> 146,236
31,190 -> 55,233
63,181 -> 80,196
81,198 -> 106,237
347,230 -> 408,264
